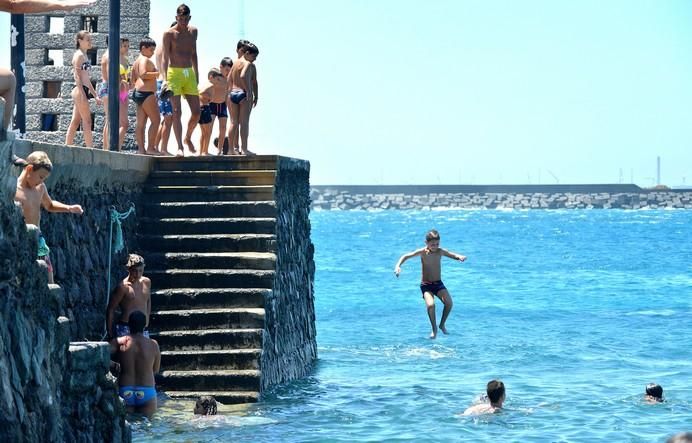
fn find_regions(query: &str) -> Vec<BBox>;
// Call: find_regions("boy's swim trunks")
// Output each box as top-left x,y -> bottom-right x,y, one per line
420,280 -> 446,296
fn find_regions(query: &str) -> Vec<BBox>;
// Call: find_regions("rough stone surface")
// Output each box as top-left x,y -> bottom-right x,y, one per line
310,186 -> 692,210
22,0 -> 150,151
261,157 -> 317,390
1,139 -> 130,442
13,142 -> 154,340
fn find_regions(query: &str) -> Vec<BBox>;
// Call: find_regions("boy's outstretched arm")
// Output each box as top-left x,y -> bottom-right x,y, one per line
441,248 -> 467,262
41,189 -> 84,215
394,248 -> 424,277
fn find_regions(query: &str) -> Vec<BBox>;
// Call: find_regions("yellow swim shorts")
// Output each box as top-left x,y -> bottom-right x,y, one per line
167,67 -> 199,96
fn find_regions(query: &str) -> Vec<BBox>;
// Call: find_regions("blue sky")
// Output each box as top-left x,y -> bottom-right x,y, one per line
2,0 -> 692,186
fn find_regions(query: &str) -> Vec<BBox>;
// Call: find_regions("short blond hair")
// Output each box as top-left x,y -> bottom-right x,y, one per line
126,254 -> 145,268
26,151 -> 53,172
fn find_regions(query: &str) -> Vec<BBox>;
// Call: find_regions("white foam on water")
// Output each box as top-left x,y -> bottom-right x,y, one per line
625,309 -> 677,317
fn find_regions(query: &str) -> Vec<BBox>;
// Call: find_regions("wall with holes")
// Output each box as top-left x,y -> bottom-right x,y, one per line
22,0 -> 150,150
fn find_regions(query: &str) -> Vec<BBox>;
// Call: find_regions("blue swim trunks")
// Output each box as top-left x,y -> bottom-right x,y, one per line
420,280 -> 446,297
229,88 -> 246,105
119,386 -> 156,407
97,81 -> 108,98
115,321 -> 149,338
157,79 -> 173,116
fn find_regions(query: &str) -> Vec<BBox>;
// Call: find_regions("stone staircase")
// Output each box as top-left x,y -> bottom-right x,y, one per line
141,156 -> 281,404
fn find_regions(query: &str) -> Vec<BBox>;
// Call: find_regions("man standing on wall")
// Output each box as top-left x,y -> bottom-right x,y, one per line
161,3 -> 200,157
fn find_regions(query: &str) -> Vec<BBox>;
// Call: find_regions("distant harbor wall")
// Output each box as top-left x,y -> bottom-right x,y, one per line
311,185 -> 692,210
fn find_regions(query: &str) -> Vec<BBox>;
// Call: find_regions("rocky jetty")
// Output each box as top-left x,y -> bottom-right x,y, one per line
311,186 -> 692,210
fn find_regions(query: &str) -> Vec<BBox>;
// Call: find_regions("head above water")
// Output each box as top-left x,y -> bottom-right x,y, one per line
487,379 -> 505,405
128,310 -> 146,334
667,432 -> 692,443
645,383 -> 663,401
194,395 -> 218,415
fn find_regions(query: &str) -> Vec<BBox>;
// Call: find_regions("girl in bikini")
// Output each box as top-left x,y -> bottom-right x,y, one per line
65,31 -> 101,147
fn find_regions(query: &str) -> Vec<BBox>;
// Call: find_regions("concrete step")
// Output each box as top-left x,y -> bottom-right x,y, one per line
160,349 -> 261,371
152,328 -> 263,351
146,252 -> 276,270
154,155 -> 279,171
151,288 -> 271,310
158,369 -> 261,391
142,201 -> 276,219
143,185 -> 274,203
138,234 -> 276,253
138,217 -> 276,236
150,308 -> 265,331
148,269 -> 274,289
151,288 -> 268,310
164,390 -> 259,405
148,169 -> 276,186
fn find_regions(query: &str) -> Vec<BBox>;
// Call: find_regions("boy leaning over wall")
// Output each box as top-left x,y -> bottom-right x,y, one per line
14,151 -> 84,283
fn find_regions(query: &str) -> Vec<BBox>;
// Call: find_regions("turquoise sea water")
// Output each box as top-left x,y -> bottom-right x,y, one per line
133,209 -> 692,442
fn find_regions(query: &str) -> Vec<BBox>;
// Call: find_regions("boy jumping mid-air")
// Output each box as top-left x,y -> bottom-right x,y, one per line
394,229 -> 466,339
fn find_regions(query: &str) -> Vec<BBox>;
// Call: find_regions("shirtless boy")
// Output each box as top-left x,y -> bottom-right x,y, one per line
107,254 -> 152,339
216,57 -> 233,155
131,37 -> 161,155
14,151 -> 84,283
162,4 -> 200,156
198,68 -> 226,156
117,310 -> 160,416
228,42 -> 259,156
153,22 -> 177,156
463,380 -> 506,416
394,229 -> 467,339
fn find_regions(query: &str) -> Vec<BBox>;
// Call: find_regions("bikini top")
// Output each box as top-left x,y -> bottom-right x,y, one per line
81,60 -> 92,71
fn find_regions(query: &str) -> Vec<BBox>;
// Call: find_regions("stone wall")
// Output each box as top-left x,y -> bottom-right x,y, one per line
63,342 -> 130,442
23,0 -> 150,149
13,141 -> 155,340
261,157 -> 317,390
1,138 -> 129,442
311,186 -> 692,210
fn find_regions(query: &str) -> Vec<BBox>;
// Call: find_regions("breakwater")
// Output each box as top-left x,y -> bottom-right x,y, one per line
311,185 -> 692,210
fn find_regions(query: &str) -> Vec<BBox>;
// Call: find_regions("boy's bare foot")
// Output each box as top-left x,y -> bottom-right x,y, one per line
439,325 -> 449,335
184,137 -> 197,154
145,148 -> 159,156
240,149 -> 256,156
176,148 -> 184,157
429,330 -> 437,339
